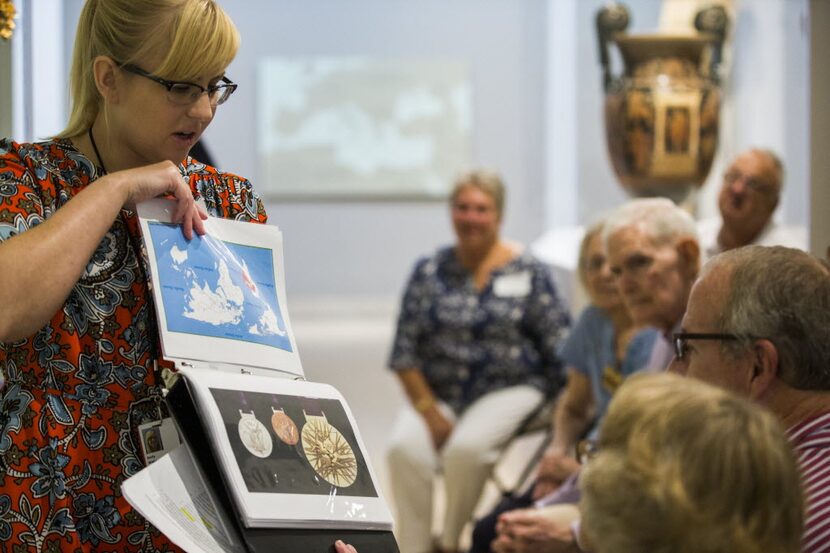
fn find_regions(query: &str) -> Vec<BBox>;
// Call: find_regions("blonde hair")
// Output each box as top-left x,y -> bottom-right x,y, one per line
450,169 -> 505,218
58,0 -> 240,138
581,373 -> 804,553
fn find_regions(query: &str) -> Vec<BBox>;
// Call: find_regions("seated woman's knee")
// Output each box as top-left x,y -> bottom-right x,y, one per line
441,439 -> 490,470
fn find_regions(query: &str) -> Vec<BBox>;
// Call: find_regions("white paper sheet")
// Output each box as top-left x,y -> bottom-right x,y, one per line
122,443 -> 246,553
179,368 -> 394,530
137,199 -> 303,378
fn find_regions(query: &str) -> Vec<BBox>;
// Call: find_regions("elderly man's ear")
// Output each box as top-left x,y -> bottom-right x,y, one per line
748,339 -> 779,401
675,238 -> 701,280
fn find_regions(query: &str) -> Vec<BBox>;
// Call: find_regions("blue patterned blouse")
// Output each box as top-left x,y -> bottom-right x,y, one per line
389,247 -> 570,413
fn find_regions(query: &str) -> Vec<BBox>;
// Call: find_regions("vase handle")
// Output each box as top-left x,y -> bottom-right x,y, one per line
694,5 -> 730,83
596,3 -> 631,93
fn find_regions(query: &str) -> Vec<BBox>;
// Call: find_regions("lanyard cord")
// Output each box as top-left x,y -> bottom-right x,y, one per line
84,129 -> 167,455
87,128 -> 108,175
85,127 -> 164,366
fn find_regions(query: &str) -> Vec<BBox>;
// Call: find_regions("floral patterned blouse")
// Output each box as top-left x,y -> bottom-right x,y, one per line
388,247 -> 570,414
0,138 -> 267,552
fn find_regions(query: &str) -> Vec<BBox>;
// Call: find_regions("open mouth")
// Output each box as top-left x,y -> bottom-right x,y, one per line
173,131 -> 197,142
729,195 -> 746,211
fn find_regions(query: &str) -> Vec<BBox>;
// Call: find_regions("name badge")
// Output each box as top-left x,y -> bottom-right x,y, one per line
138,417 -> 182,465
493,271 -> 532,298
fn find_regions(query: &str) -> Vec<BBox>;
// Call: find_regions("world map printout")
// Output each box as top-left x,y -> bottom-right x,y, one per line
257,58 -> 471,198
147,222 -> 292,352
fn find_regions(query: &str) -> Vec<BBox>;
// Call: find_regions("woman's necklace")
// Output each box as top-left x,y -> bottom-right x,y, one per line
88,128 -> 108,175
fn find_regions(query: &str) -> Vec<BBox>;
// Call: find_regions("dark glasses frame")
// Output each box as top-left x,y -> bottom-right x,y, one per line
119,63 -> 237,106
672,332 -> 741,361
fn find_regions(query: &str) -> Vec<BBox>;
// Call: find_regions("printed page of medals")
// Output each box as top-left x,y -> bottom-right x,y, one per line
179,367 -> 394,531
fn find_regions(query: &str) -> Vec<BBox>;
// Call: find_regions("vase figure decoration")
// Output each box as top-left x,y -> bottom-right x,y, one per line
597,3 -> 729,201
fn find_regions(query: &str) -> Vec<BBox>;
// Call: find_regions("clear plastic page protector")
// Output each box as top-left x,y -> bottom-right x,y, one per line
136,199 -> 303,378
179,367 -> 394,531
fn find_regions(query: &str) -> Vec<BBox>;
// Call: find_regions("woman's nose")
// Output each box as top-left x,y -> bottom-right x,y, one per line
187,93 -> 215,122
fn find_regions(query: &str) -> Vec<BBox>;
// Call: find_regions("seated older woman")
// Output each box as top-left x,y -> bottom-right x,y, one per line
386,169 -> 570,553
472,219 -> 658,553
580,372 -> 804,553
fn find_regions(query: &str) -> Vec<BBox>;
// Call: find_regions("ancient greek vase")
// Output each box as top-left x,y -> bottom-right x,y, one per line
597,4 -> 729,200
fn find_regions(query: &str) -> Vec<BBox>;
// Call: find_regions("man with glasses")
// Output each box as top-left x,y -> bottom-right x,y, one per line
697,148 -> 806,260
670,245 -> 830,552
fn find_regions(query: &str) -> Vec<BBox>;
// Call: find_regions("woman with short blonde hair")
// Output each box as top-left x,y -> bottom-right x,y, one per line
449,169 -> 506,219
581,373 -> 804,553
387,169 -> 570,553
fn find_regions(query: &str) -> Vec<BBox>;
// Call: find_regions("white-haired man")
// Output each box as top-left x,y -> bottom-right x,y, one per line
491,198 -> 701,553
670,246 -> 830,551
603,198 -> 700,352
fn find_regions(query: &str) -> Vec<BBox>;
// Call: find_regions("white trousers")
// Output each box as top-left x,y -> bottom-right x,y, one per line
387,385 -> 544,553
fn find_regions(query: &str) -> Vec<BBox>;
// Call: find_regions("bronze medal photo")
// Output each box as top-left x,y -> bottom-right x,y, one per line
271,407 -> 300,446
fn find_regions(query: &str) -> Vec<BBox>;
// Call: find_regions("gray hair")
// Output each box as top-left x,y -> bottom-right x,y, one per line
710,246 -> 830,390
602,198 -> 698,247
450,169 -> 506,218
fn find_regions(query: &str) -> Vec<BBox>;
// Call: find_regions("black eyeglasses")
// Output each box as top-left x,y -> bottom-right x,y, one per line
672,332 -> 740,361
119,63 -> 237,106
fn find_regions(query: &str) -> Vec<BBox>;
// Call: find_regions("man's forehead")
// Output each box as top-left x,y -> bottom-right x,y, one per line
732,150 -> 765,171
607,224 -> 663,257
731,151 -> 778,184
